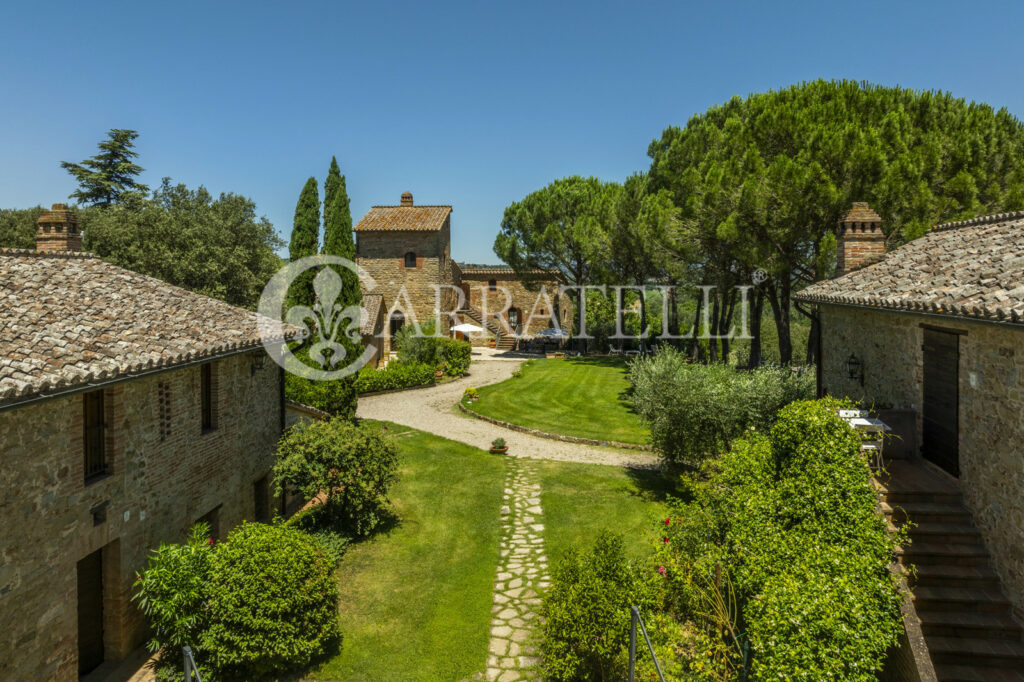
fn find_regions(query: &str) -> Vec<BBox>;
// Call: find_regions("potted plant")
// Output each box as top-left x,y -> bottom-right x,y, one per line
511,369 -> 522,378
435,362 -> 446,379
464,387 -> 479,402
489,339 -> 496,348
489,437 -> 508,454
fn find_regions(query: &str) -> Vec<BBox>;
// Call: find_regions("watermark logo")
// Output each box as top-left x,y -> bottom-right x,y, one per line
258,255 -> 379,380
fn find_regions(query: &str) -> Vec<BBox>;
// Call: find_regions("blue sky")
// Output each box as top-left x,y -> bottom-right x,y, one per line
3,1 -> 1023,263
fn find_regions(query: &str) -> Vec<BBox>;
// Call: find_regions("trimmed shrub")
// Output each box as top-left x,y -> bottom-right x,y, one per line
435,336 -> 471,376
354,361 -> 436,394
201,523 -> 340,679
541,532 -> 657,681
273,418 -> 399,536
656,398 -> 904,680
628,346 -> 814,465
284,345 -> 359,419
394,320 -> 472,377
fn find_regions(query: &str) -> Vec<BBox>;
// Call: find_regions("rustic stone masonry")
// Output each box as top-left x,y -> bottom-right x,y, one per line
35,203 -> 83,253
0,353 -> 283,681
458,268 -> 572,346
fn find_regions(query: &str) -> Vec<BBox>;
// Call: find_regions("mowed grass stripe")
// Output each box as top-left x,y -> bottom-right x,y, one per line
467,357 -> 650,445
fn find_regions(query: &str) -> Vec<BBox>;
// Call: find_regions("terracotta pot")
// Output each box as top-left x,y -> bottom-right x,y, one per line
490,446 -> 509,454
435,370 -> 444,378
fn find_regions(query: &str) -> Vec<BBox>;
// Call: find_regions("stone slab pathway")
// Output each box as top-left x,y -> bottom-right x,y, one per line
357,349 -> 660,469
486,459 -> 548,681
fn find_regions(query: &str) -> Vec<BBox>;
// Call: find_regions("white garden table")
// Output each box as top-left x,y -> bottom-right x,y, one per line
838,410 -> 891,470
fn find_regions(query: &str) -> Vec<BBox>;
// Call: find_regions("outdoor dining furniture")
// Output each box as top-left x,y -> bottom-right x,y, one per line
838,409 -> 891,470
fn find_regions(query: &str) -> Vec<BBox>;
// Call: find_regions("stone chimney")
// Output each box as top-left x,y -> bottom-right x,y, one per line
836,202 -> 884,277
400,191 -> 413,207
36,203 -> 82,253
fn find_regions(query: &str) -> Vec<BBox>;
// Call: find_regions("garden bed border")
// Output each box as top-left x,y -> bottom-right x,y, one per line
457,401 -> 653,451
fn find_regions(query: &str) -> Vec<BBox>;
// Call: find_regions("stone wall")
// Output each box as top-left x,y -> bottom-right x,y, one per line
820,304 -> 1024,614
0,352 -> 282,681
459,273 -> 573,345
356,220 -> 455,354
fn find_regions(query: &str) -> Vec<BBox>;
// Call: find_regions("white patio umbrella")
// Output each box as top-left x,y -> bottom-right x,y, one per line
451,323 -> 485,333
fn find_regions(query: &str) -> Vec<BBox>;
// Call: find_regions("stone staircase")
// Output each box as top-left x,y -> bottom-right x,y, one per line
458,307 -> 515,350
879,462 -> 1024,681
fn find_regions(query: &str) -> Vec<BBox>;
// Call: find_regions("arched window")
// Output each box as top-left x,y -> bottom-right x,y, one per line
404,252 -> 417,268
488,279 -> 497,291
389,311 -> 405,339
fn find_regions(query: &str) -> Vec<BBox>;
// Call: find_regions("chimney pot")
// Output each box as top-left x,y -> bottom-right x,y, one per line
836,202 -> 884,277
36,203 -> 82,253
400,192 -> 413,207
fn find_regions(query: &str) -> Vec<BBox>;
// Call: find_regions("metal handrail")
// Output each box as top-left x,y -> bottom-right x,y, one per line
627,605 -> 666,682
183,646 -> 203,682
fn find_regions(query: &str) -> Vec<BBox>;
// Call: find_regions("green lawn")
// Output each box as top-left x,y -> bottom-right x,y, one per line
314,424 -> 506,681
466,357 -> 651,445
315,424 -> 673,680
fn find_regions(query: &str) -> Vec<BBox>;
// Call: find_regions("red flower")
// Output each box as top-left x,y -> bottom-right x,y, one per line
662,537 -> 669,543
664,517 -> 671,526
207,537 -> 214,546
658,565 -> 666,575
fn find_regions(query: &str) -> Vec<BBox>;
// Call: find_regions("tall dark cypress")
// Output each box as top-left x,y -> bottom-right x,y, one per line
287,177 -> 320,310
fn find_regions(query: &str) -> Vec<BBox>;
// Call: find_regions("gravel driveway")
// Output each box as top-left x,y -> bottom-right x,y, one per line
357,349 -> 660,469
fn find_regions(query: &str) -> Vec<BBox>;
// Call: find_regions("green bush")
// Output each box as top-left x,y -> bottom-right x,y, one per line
628,346 -> 814,465
134,522 -> 341,681
201,523 -> 340,680
273,418 -> 399,536
132,523 -> 214,657
541,532 -> 657,681
656,398 -> 903,680
283,344 -> 359,419
394,320 -> 472,377
354,361 -> 436,394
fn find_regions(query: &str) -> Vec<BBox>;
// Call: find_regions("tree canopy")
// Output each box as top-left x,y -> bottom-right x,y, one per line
81,179 -> 283,309
61,129 -> 149,206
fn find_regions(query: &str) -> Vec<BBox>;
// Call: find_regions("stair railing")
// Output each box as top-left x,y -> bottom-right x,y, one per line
627,605 -> 666,682
183,645 -> 204,681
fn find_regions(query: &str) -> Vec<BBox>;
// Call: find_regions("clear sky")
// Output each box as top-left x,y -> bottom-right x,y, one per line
3,0 -> 1023,263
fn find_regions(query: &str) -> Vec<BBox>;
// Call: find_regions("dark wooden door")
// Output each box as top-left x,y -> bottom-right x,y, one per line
922,328 -> 960,477
77,549 -> 104,675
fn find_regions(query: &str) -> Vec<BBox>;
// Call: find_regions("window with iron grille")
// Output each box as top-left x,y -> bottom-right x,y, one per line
83,390 -> 107,482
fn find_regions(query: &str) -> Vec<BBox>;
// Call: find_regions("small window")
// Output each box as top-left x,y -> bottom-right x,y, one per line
488,279 -> 497,291
404,252 -> 417,268
83,390 -> 107,482
196,505 -> 222,540
200,363 -> 215,432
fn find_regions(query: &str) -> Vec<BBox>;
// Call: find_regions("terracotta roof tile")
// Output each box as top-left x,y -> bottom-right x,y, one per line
359,294 -> 383,335
0,249 -> 301,408
353,205 -> 451,232
795,211 -> 1024,324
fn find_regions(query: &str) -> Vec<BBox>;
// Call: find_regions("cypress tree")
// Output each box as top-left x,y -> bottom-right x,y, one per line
321,157 -> 360,419
287,177 -> 320,311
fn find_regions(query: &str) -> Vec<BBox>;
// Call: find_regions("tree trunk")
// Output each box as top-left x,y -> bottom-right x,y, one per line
719,288 -> 737,363
708,293 -> 720,364
638,286 -> 647,353
747,288 -> 765,369
766,278 -> 793,365
690,289 -> 703,362
668,282 -> 680,345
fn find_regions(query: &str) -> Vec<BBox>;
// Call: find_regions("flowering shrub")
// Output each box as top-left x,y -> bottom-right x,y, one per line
628,346 -> 814,466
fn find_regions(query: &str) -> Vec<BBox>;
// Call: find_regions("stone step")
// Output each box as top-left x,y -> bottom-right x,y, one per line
913,585 -> 1013,615
913,563 -> 1002,590
918,608 -> 1023,640
934,664 -> 1024,681
883,489 -> 963,505
907,522 -> 985,545
927,635 -> 1024,668
901,541 -> 991,566
882,500 -> 973,524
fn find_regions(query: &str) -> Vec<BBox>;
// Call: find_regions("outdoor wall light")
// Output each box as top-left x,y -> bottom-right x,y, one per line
251,352 -> 267,376
845,353 -> 864,386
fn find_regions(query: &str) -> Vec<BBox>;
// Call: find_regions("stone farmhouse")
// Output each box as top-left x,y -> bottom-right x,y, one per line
798,203 -> 1024,676
354,192 -> 572,355
0,205 -> 300,680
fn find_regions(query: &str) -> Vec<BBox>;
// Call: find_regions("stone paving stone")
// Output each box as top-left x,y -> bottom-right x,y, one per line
484,460 -> 549,681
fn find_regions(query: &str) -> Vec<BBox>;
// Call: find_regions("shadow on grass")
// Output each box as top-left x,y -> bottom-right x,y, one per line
565,355 -> 630,368
623,466 -> 680,504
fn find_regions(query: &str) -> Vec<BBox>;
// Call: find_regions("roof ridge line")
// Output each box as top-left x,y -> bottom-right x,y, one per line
0,248 -> 97,259
369,204 -> 453,208
932,209 -> 1024,232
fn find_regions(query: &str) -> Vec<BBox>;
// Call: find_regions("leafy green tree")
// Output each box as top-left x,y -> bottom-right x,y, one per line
81,179 -> 283,308
287,177 -> 321,311
648,81 -> 1024,363
0,207 -> 45,249
61,129 -> 149,206
494,176 -> 615,349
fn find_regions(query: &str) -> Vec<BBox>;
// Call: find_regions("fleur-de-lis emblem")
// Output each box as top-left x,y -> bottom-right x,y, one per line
285,268 -> 362,369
